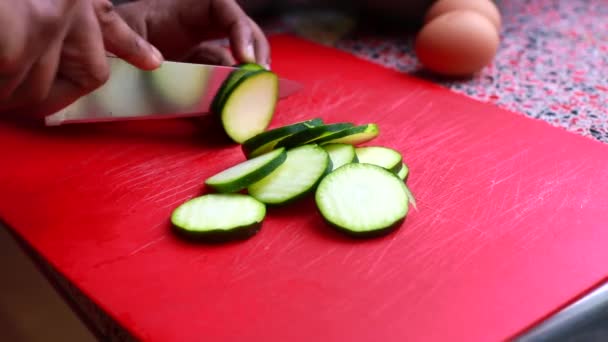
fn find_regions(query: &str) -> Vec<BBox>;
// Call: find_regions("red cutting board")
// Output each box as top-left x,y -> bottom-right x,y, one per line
1,35 -> 608,342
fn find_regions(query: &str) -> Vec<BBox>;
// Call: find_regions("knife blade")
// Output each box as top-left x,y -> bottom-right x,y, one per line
44,57 -> 302,126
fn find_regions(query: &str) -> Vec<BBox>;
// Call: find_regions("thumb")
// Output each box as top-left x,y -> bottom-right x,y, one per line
94,0 -> 163,70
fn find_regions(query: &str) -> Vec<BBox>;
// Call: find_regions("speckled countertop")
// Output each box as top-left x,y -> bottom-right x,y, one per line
267,0 -> 608,143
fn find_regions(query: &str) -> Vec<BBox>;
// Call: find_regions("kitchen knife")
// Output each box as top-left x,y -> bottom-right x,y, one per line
44,57 -> 302,126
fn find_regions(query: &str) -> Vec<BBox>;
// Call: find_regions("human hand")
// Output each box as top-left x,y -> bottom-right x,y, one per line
0,0 -> 163,118
116,0 -> 270,68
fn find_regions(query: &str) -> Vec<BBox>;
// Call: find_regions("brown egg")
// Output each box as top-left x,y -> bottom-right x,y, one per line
425,0 -> 502,30
415,10 -> 500,77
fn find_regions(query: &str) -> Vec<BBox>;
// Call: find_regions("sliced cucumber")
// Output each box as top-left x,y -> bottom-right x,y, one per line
355,146 -> 403,173
248,144 -> 331,205
315,123 -> 380,146
275,122 -> 354,149
315,163 -> 409,237
396,163 -> 409,181
212,63 -> 266,113
322,143 -> 358,171
205,148 -> 287,193
242,118 -> 324,158
171,194 -> 266,242
221,70 -> 278,143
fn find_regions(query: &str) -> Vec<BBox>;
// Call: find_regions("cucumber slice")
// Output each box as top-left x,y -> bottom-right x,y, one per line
211,69 -> 251,114
322,143 -> 358,171
242,118 -> 324,158
205,148 -> 287,193
248,144 -> 331,205
171,194 -> 266,242
275,123 -> 354,149
315,163 -> 409,237
221,70 -> 278,143
212,63 -> 265,113
355,146 -> 403,173
315,123 -> 380,146
396,163 -> 409,181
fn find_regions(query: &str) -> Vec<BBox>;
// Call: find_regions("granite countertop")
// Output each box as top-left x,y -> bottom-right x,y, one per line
265,0 -> 608,143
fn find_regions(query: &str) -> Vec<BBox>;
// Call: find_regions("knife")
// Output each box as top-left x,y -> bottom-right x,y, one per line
44,57 -> 302,126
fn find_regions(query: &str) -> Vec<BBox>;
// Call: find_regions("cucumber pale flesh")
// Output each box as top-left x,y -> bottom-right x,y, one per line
322,143 -> 358,171
355,146 -> 403,173
171,194 -> 266,242
315,163 -> 409,237
248,144 -> 331,205
221,70 -> 278,143
205,148 -> 287,193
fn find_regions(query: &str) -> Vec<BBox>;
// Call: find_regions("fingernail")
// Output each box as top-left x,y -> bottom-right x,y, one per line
245,43 -> 255,62
263,61 -> 271,70
151,45 -> 164,66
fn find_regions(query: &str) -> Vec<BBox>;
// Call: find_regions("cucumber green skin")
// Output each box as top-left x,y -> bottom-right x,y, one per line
314,124 -> 378,145
235,63 -> 265,71
205,149 -> 287,193
249,145 -> 333,206
171,221 -> 262,243
323,215 -> 406,239
211,69 -> 252,114
242,118 -> 324,158
275,123 -> 354,150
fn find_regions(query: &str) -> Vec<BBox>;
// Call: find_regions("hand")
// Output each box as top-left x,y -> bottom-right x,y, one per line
116,0 -> 271,68
0,0 -> 163,118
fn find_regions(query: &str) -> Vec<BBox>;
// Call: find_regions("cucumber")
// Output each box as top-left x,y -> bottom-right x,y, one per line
235,63 -> 266,71
315,123 -> 380,146
220,70 -> 278,143
315,163 -> 409,237
242,118 -> 324,158
396,163 -> 409,181
322,143 -> 358,171
212,63 -> 265,114
171,194 -> 266,242
248,144 -> 331,205
275,122 -> 354,149
205,148 -> 287,193
355,146 -> 403,173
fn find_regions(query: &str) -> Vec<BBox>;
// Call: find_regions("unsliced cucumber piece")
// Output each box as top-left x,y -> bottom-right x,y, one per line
205,148 -> 287,193
322,143 -> 358,171
242,118 -> 324,158
396,163 -> 409,181
221,70 -> 278,143
248,144 -> 331,205
315,123 -> 380,146
171,194 -> 266,242
355,146 -> 403,173
315,163 -> 409,237
275,123 -> 354,149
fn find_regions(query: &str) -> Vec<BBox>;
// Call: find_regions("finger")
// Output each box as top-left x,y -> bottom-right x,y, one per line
60,0 -> 110,94
182,42 -> 236,66
9,39 -> 63,106
9,78 -> 84,119
0,65 -> 32,102
94,0 -> 163,70
248,18 -> 271,68
210,0 -> 256,63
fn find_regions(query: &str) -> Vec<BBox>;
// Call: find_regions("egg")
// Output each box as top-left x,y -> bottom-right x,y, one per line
425,0 -> 502,30
414,10 -> 499,77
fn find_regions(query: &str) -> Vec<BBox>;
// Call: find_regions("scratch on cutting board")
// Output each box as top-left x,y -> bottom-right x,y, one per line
128,236 -> 166,257
366,234 -> 399,277
300,246 -> 339,271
